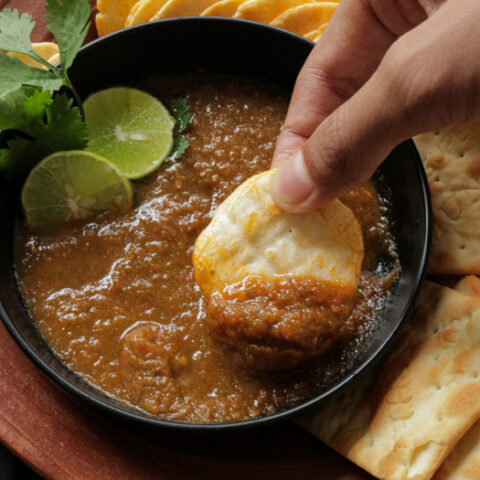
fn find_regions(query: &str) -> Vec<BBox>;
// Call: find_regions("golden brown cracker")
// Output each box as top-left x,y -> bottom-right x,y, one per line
193,170 -> 364,296
415,123 -> 480,275
14,42 -> 59,70
125,0 -> 169,27
96,0 -> 137,36
233,0 -> 315,24
270,2 -> 337,36
299,282 -> 480,480
150,0 -> 220,20
201,0 -> 245,16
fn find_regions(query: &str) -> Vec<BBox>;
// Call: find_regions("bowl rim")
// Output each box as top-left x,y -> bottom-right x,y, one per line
0,16 -> 432,431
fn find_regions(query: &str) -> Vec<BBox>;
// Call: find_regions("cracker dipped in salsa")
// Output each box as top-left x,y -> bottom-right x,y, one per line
16,74 -> 399,423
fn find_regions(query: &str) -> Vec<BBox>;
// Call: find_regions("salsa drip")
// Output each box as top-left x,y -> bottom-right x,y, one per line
208,276 -> 357,371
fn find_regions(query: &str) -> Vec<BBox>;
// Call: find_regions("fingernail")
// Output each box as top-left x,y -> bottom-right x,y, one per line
270,151 -> 315,207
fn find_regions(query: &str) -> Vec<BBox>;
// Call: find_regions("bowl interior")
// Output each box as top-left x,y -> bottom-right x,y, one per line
0,18 -> 431,430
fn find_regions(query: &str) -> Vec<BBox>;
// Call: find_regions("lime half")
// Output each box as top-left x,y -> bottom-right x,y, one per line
84,87 -> 175,179
22,150 -> 133,227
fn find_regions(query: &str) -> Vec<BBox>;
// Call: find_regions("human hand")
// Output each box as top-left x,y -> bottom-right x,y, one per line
270,0 -> 480,212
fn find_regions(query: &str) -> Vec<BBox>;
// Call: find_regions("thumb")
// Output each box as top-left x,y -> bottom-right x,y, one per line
270,61 -> 408,212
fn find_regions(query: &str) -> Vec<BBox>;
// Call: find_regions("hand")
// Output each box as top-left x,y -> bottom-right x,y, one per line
270,0 -> 480,212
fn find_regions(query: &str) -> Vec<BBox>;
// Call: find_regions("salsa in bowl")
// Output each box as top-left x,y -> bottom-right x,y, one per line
0,18 -> 431,430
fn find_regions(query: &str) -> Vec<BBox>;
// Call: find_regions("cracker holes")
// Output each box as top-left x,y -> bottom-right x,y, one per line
473,371 -> 478,379
460,245 -> 466,250
435,383 -> 442,390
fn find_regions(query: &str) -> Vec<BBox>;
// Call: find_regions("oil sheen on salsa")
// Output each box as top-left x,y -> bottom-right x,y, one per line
16,75 -> 399,423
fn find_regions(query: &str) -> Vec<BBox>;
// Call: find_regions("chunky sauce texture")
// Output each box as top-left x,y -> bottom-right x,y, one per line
208,276 -> 357,371
16,75 -> 398,423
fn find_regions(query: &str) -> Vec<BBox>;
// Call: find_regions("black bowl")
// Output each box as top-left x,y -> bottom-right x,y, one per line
0,18 -> 431,431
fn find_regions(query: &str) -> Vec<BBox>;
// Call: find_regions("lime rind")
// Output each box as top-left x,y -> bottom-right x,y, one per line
84,87 -> 175,179
22,150 -> 133,227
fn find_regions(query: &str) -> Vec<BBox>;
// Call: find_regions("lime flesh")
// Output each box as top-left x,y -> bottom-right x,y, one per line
84,87 -> 175,179
22,150 -> 133,227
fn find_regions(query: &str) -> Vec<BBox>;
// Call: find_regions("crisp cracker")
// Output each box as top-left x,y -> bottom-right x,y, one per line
193,169 -> 364,296
96,0 -> 137,36
414,123 -> 480,275
150,0 -> 220,20
14,42 -> 59,70
299,282 -> 480,480
201,0 -> 245,17
454,276 -> 480,298
270,2 -> 338,36
233,0 -> 315,24
125,0 -> 169,27
431,276 -> 480,479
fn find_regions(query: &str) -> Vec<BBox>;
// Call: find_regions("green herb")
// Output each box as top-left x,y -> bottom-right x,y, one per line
0,0 -> 90,180
164,97 -> 191,160
0,89 -> 88,178
0,2 -> 90,97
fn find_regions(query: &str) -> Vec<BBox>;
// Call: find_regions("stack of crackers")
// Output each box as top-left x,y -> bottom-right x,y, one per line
94,0 -> 338,41
298,124 -> 480,480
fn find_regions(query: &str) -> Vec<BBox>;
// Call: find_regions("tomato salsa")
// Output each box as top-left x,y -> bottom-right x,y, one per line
16,75 -> 399,423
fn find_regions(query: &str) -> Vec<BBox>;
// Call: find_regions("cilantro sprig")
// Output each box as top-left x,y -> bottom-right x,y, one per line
0,0 -> 90,180
0,2 -> 90,101
165,98 -> 191,160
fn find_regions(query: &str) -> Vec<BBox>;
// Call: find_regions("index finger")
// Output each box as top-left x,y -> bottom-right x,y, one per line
272,0 -> 402,167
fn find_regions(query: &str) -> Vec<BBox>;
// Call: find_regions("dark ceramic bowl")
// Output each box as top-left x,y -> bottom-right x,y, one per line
0,18 -> 431,431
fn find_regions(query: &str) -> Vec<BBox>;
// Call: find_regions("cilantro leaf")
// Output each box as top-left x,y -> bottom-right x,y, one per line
42,92 -> 88,151
164,98 -> 191,161
45,0 -> 90,74
0,88 -> 30,130
164,98 -> 191,135
0,9 -> 50,68
168,136 -> 189,161
0,91 -> 88,180
0,136 -> 37,179
0,53 -> 63,95
23,89 -> 53,117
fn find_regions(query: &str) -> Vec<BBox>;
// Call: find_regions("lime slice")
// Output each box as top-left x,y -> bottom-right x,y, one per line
22,150 -> 133,227
84,87 -> 175,179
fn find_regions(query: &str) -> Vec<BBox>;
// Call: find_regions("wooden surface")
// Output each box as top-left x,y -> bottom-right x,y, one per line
0,1 -> 372,478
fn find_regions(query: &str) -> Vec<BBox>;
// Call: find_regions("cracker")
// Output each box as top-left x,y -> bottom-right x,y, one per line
454,276 -> 480,297
125,0 -> 169,27
14,42 -> 59,70
96,0 -> 137,36
414,123 -> 480,274
431,276 -> 480,479
303,28 -> 320,41
233,0 -> 315,24
201,0 -> 245,17
304,24 -> 327,42
270,2 -> 338,36
193,169 -> 364,296
299,282 -> 480,480
150,0 -> 220,20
